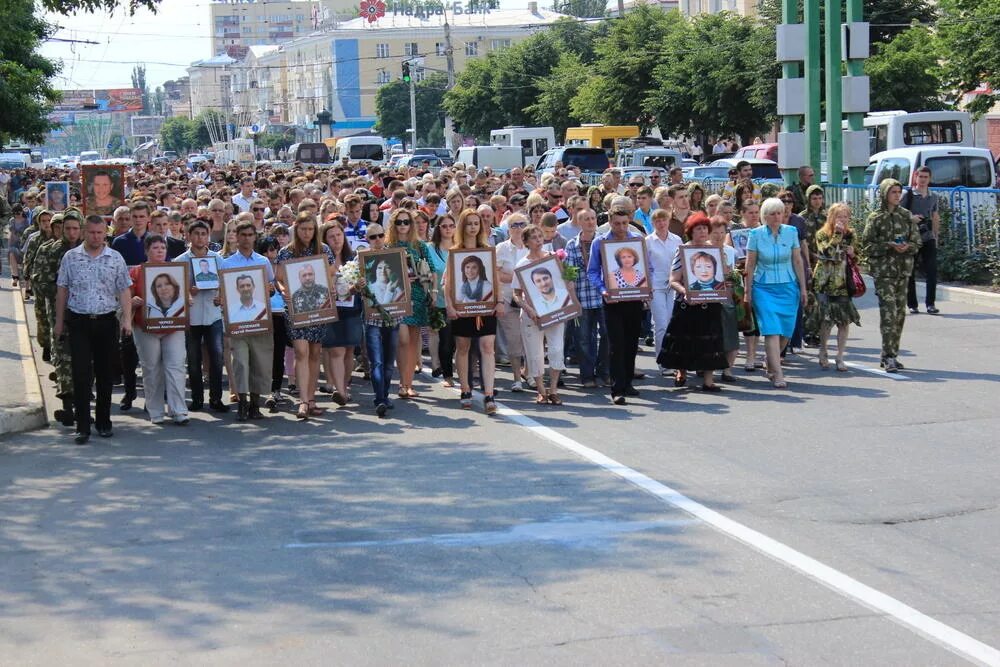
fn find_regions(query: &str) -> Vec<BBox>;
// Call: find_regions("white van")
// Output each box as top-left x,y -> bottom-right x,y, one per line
329,136 -> 386,165
79,150 -> 101,163
489,126 -> 556,165
454,145 -> 524,173
865,147 -> 997,190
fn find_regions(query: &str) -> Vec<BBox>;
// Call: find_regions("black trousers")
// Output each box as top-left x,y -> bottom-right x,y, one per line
437,321 -> 455,379
119,332 -> 139,396
604,300 -> 643,396
271,314 -> 290,393
907,238 -> 937,309
68,312 -> 119,434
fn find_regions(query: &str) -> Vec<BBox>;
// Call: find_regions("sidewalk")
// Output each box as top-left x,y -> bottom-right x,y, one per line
0,268 -> 47,436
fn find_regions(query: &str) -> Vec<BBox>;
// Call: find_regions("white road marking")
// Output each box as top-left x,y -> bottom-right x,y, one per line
492,402 -> 999,667
286,517 -> 696,549
843,360 -> 910,380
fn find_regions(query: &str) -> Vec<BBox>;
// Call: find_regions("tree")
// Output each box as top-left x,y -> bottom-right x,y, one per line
131,64 -> 150,115
40,0 -> 159,13
647,12 -> 777,143
552,0 -> 606,18
442,55 -> 506,141
160,116 -> 195,153
0,0 -> 61,145
936,0 -> 1000,116
491,33 -> 564,127
525,52 -> 591,141
569,5 -> 684,130
374,73 -> 448,149
151,86 -> 165,116
758,0 -> 937,51
865,27 -> 945,112
547,17 -> 600,64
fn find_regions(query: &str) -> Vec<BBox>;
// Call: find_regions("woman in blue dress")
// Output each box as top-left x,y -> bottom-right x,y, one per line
743,198 -> 808,389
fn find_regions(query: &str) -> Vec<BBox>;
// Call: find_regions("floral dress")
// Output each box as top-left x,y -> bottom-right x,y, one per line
393,240 -> 435,327
810,229 -> 861,328
276,243 -> 335,342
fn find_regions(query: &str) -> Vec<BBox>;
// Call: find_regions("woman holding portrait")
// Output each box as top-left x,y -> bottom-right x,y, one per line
429,214 -> 457,386
321,219 -> 363,407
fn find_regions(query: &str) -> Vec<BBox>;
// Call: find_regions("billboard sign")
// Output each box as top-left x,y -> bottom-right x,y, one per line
130,115 -> 166,137
54,88 -> 143,113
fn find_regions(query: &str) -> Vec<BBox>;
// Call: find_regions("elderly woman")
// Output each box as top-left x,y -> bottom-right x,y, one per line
744,198 -> 808,389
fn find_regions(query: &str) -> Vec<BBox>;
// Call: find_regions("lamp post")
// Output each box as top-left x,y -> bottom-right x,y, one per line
315,109 -> 333,142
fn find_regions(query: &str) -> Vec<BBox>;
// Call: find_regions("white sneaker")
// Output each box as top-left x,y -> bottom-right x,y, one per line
510,381 -> 524,393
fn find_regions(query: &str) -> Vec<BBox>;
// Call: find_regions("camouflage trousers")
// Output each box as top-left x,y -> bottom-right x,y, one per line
44,299 -> 73,397
875,276 -> 908,359
34,291 -> 51,352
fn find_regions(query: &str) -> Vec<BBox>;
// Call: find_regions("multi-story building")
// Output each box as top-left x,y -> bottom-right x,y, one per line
187,54 -> 237,117
678,0 -> 757,16
228,3 -> 566,136
162,77 -> 192,118
210,0 -> 357,56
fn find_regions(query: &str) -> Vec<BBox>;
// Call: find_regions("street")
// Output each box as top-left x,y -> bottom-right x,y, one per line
2,287 -> 999,665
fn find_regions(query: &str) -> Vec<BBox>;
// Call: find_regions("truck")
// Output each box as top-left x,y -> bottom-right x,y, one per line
564,124 -> 640,159
615,137 -> 683,169
489,126 -> 556,166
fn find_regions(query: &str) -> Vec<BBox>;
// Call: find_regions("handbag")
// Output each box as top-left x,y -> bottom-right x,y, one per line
845,254 -> 866,298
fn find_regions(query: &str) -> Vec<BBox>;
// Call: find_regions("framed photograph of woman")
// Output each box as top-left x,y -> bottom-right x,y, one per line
280,255 -> 338,327
601,238 -> 652,302
729,228 -> 751,260
45,181 -> 70,212
190,255 -> 221,290
681,246 -> 730,304
140,262 -> 189,333
358,247 -> 411,320
219,266 -> 273,336
514,255 -> 581,329
81,164 -> 125,218
449,248 -> 498,318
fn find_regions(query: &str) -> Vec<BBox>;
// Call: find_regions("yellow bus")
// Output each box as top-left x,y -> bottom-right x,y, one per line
564,124 -> 640,158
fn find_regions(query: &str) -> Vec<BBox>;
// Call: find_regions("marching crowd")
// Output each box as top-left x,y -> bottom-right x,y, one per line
1,157 -> 931,444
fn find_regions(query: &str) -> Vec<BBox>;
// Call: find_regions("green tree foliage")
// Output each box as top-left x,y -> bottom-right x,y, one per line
547,17 -> 600,64
159,116 -> 195,153
131,64 -> 150,115
39,0 -> 159,13
866,27 -> 945,112
936,0 -> 1000,116
0,0 -> 61,145
492,34 -> 563,127
374,73 -> 448,149
647,12 -> 777,143
552,0 -> 606,18
525,52 -> 591,141
758,0 -> 937,50
442,54 -> 509,141
568,5 -> 684,130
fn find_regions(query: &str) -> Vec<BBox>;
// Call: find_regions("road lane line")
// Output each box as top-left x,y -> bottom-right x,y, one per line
493,402 -> 999,666
843,361 -> 910,380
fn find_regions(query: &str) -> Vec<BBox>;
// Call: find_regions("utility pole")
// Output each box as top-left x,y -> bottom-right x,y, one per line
443,20 -> 456,151
403,60 -> 417,150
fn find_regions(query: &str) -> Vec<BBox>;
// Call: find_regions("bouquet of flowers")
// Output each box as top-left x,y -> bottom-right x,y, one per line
555,248 -> 579,281
336,259 -> 360,300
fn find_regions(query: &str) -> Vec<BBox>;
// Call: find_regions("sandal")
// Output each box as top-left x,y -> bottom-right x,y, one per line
405,387 -> 419,398
701,384 -> 722,392
535,393 -> 548,405
674,370 -> 687,387
836,359 -> 848,372
484,395 -> 497,415
460,391 -> 472,409
308,400 -> 325,416
771,378 -> 788,389
398,387 -> 411,399
818,350 -> 830,370
296,402 -> 309,420
547,392 -> 563,405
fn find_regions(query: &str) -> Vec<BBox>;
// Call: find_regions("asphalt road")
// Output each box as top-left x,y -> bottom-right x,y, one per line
2,287 -> 999,665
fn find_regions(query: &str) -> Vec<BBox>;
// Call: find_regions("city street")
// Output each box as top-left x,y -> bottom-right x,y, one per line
2,286 -> 999,665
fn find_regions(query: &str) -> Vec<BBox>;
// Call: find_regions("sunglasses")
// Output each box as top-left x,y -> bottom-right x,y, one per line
367,233 -> 385,240
252,207 -> 265,212
510,222 -> 527,228
394,219 -> 411,226
438,223 -> 456,229
629,183 -> 643,187
781,199 -> 794,204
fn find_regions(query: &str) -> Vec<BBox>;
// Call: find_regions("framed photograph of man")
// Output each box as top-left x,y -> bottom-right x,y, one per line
681,246 -> 730,304
281,255 -> 338,327
601,238 -> 652,303
45,181 -> 70,212
219,266 -> 273,336
141,262 -> 188,333
449,248 -> 498,318
190,255 -> 221,290
80,164 -> 126,218
515,255 -> 581,329
358,247 -> 411,320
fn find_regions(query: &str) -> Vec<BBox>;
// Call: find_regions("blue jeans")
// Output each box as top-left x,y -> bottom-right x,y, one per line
186,319 -> 224,403
577,307 -> 609,382
365,323 -> 398,406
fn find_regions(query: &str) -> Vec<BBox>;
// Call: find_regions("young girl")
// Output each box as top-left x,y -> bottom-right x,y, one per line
811,202 -> 861,371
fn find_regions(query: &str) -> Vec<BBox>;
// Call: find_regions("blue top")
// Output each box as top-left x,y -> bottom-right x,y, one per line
221,249 -> 276,283
633,208 -> 654,234
564,234 -> 603,309
111,230 -> 148,266
747,224 -> 800,285
586,229 -> 650,295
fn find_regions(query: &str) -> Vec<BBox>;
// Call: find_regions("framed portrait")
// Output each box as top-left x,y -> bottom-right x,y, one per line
601,238 -> 652,303
280,255 -> 338,328
80,164 -> 125,218
45,181 -> 70,212
141,262 -> 188,333
514,255 -> 581,329
729,228 -> 751,260
358,247 -> 411,320
219,266 -> 273,336
449,248 -> 498,318
681,246 -> 731,304
190,254 -> 221,290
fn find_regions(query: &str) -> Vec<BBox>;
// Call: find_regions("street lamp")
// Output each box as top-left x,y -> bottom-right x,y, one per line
315,109 -> 333,142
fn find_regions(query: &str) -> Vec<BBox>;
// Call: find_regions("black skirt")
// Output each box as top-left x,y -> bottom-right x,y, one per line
451,314 -> 498,338
657,302 -> 729,371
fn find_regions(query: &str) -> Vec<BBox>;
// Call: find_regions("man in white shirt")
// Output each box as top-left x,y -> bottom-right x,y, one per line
231,176 -> 257,213
646,208 -> 683,372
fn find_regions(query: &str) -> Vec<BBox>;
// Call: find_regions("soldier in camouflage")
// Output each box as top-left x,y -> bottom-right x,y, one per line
861,178 -> 922,373
22,209 -> 55,361
33,209 -> 84,425
799,185 -> 827,345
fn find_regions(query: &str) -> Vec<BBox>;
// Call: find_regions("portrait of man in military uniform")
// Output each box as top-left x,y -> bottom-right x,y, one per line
283,256 -> 337,327
81,165 -> 125,217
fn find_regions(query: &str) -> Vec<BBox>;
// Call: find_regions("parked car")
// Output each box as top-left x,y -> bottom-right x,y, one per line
682,166 -> 733,181
734,143 -> 779,162
535,147 -> 611,176
708,158 -> 784,183
397,155 -> 446,174
387,153 -> 411,168
412,147 -> 454,166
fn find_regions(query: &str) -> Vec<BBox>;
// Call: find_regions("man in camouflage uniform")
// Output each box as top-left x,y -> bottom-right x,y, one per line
22,209 -> 55,361
291,262 -> 332,314
862,178 -> 922,373
33,209 -> 84,425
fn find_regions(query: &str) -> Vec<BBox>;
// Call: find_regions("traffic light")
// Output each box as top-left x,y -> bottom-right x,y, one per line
401,61 -> 411,83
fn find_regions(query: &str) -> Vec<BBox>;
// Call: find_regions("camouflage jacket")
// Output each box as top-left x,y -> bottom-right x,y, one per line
32,238 -> 75,298
861,178 -> 922,280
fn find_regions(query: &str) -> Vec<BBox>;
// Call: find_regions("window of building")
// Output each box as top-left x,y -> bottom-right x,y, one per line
403,42 -> 419,57
465,41 -> 478,56
376,43 -> 390,58
413,67 -> 426,83
377,70 -> 392,85
435,42 -> 446,56
491,39 -> 511,51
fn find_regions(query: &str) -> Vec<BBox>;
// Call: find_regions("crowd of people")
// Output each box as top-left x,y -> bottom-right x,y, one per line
1,156 -> 928,444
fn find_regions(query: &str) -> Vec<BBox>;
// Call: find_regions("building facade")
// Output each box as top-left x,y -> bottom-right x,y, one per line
162,77 -> 192,118
187,54 -> 238,117
210,0 -> 358,56
678,0 -> 757,16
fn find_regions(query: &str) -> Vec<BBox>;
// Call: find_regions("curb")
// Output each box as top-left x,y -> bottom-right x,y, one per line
1,289 -> 48,436
862,275 -> 1000,311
